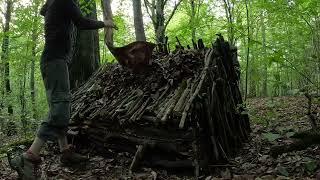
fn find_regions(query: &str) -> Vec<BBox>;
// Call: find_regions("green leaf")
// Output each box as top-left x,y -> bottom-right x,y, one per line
304,160 -> 317,173
277,166 -> 289,177
262,133 -> 281,142
285,132 -> 295,138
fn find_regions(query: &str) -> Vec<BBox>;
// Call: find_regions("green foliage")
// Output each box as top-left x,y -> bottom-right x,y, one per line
0,0 -> 47,133
79,0 -> 96,16
113,14 -> 135,46
262,132 -> 281,142
303,158 -> 318,173
166,1 -> 221,48
277,166 -> 289,177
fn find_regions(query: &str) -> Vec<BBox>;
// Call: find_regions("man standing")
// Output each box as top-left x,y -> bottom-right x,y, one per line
10,0 -> 116,179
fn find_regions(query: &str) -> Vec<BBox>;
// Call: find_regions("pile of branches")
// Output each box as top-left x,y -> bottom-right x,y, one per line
69,37 -> 251,176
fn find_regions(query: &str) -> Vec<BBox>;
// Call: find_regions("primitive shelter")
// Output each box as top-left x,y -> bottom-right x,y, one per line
69,37 -> 251,175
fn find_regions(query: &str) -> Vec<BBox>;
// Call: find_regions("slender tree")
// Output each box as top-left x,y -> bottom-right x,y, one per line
244,0 -> 250,101
144,0 -> 182,51
261,10 -> 268,96
102,0 -> 113,47
314,16 -> 320,90
20,55 -> 28,135
189,0 -> 202,42
222,0 -> 236,46
249,28 -> 259,98
30,0 -> 41,119
190,0 -> 196,41
133,0 -> 146,41
1,0 -> 13,115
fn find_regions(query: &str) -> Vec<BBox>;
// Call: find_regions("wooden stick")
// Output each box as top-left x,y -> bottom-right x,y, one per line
141,115 -> 157,122
156,93 -> 173,121
164,36 -> 169,54
148,85 -> 170,112
192,39 -> 198,49
129,145 -> 147,172
198,39 -> 205,49
110,91 -> 137,118
176,36 -> 183,49
161,85 -> 184,123
126,95 -> 144,117
179,49 -> 214,129
179,76 -> 200,112
173,78 -> 191,114
130,97 -> 151,122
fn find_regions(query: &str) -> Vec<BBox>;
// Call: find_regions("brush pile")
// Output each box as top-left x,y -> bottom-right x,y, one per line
69,37 -> 251,175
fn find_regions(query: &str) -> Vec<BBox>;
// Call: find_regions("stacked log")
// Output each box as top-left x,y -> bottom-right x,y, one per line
69,36 -> 251,175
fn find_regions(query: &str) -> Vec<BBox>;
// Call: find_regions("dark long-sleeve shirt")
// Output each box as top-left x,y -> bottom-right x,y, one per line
40,0 -> 105,61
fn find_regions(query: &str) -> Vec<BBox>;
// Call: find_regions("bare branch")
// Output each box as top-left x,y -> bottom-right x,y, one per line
144,0 -> 152,18
164,0 -> 183,29
144,0 -> 156,25
151,0 -> 156,18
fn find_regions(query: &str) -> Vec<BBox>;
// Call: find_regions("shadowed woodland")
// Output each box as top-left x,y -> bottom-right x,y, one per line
0,0 -> 320,179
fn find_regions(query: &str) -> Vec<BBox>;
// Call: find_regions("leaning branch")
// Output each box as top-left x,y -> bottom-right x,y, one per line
164,0 -> 183,30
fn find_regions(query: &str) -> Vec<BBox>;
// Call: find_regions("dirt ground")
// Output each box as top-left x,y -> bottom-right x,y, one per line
1,96 -> 319,179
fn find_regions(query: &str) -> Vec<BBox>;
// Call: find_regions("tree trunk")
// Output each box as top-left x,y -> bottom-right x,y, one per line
0,62 -> 3,112
133,0 -> 146,41
244,0 -> 250,101
20,61 -> 27,135
155,0 -> 165,50
314,15 -> 320,92
261,11 -> 268,97
249,33 -> 257,98
190,0 -> 196,41
101,0 -> 114,47
144,0 -> 182,52
69,0 -> 100,90
222,0 -> 235,46
249,27 -> 259,98
1,0 -> 13,115
30,0 -> 41,120
285,20 -> 294,95
30,37 -> 37,119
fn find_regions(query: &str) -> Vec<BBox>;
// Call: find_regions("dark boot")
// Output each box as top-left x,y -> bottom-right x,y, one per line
9,151 -> 41,180
60,145 -> 88,166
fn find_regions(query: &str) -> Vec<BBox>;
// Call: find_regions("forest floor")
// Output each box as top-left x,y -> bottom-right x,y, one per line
0,96 -> 319,179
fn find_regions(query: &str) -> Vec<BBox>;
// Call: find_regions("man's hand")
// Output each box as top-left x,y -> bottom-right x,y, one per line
104,20 -> 118,30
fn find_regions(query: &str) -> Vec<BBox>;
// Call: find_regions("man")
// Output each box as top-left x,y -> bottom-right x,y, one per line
10,0 -> 116,179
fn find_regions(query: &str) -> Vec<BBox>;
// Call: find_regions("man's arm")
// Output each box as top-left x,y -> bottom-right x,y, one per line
66,0 -> 105,30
